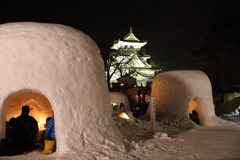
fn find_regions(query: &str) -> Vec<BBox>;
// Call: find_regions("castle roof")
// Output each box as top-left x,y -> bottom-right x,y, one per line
123,27 -> 147,43
111,27 -> 147,50
123,27 -> 140,41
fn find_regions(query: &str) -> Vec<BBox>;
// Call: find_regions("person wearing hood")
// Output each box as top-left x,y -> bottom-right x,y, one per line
39,111 -> 55,154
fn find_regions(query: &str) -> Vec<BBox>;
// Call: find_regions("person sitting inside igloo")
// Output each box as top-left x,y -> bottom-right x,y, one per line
37,117 -> 52,150
39,111 -> 55,155
14,106 -> 39,154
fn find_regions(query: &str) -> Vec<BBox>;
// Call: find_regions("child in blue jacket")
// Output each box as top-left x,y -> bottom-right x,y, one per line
39,112 -> 55,154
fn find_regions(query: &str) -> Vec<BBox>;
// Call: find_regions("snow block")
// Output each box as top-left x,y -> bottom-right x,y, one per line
0,22 -> 123,154
146,70 -> 225,126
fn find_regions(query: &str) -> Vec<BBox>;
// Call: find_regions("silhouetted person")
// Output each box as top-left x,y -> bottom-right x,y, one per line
191,110 -> 199,125
119,103 -> 126,112
6,118 -> 16,141
14,106 -> 38,154
119,103 -> 125,109
4,118 -> 17,156
189,113 -> 192,119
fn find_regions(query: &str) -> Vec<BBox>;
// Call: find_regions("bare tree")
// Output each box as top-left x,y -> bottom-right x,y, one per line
106,50 -> 137,88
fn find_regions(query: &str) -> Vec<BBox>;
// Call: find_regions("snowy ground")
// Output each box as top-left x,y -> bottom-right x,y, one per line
1,113 -> 240,160
218,102 -> 240,125
221,115 -> 240,125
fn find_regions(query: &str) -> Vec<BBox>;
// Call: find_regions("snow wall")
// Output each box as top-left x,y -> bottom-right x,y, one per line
146,70 -> 227,126
0,22 -> 123,154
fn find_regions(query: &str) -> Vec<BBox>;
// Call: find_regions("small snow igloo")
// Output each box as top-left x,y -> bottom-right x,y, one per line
109,92 -> 131,112
146,70 -> 223,126
0,22 -> 122,154
109,92 -> 133,119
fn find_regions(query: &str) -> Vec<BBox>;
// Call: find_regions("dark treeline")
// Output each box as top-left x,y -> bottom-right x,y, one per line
189,1 -> 240,94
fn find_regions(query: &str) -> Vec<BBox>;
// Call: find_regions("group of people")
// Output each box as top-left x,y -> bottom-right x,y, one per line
1,105 -> 55,156
131,89 -> 150,118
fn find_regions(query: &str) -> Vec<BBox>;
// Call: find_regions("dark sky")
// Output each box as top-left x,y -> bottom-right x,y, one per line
0,0 -> 229,63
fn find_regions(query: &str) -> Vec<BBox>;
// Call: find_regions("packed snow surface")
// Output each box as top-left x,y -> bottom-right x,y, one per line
1,114 -> 240,160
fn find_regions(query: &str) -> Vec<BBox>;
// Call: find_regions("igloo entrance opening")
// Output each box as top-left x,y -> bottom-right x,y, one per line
189,99 -> 201,125
5,91 -> 53,149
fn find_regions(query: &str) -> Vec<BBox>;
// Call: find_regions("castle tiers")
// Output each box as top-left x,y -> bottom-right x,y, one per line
109,27 -> 160,87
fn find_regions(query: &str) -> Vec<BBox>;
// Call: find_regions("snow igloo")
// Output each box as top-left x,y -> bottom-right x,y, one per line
109,92 -> 130,111
0,22 -> 123,154
146,70 -> 226,126
109,92 -> 133,119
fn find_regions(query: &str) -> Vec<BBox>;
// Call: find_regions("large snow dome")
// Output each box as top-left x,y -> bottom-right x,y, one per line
146,70 -> 230,126
0,22 -> 123,155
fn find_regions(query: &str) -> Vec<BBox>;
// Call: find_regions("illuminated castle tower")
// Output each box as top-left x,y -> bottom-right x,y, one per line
109,27 -> 161,87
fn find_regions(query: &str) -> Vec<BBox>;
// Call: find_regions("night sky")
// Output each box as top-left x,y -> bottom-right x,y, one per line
0,0 -> 229,63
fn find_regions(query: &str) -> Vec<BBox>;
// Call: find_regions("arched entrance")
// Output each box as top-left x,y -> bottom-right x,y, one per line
5,90 -> 53,145
189,99 -> 200,125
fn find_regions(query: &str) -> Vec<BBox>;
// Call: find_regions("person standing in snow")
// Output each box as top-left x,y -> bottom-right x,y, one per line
119,103 -> 126,112
39,111 -> 55,154
14,106 -> 39,154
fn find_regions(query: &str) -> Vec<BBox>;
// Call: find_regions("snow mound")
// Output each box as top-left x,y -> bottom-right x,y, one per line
0,22 -> 124,156
111,110 -> 141,127
109,92 -> 131,112
145,70 -> 230,127
153,132 -> 173,140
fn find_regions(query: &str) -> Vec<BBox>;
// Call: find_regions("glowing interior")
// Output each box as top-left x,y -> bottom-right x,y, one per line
6,92 -> 53,130
118,112 -> 131,120
189,100 -> 199,114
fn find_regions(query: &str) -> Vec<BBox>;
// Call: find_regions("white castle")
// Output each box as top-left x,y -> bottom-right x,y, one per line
109,27 -> 161,87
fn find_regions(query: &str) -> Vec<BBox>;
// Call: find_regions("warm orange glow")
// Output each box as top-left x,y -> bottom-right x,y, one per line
189,100 -> 199,113
118,112 -> 131,120
6,92 -> 53,131
38,117 -> 47,129
39,122 -> 44,129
